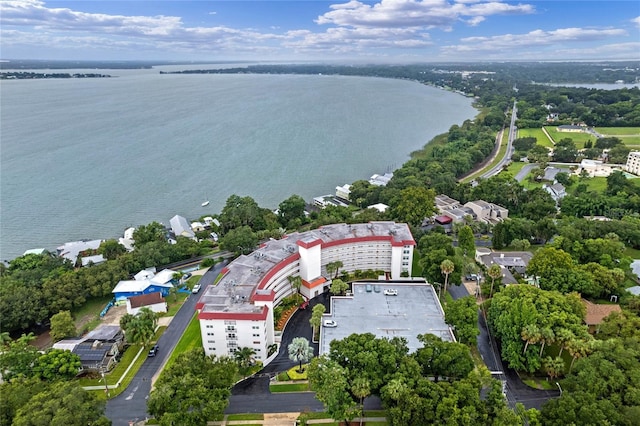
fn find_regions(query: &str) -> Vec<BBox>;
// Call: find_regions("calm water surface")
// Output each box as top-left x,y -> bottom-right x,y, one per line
1,70 -> 476,260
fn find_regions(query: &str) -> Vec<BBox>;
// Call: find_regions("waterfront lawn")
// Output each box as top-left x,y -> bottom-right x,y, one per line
517,128 -> 554,148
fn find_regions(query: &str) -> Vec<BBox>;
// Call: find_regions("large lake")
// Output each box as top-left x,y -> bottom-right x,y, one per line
0,69 -> 476,261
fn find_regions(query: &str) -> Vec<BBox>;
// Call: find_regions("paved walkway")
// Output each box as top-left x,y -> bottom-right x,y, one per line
210,414 -> 387,425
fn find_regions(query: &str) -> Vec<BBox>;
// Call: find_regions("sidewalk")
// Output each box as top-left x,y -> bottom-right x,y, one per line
209,414 -> 387,425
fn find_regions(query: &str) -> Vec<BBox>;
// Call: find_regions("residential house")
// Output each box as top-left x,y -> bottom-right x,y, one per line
118,227 -> 136,252
81,254 -> 106,267
57,239 -> 103,265
477,251 -> 533,285
543,183 -> 567,203
335,184 -> 351,203
463,200 -> 508,224
367,203 -> 389,213
191,221 -> 206,233
126,292 -> 168,315
368,172 -> 393,186
434,194 -> 461,213
53,325 -> 124,373
112,268 -> 177,303
582,300 -> 622,333
170,214 -> 195,239
557,124 -> 585,133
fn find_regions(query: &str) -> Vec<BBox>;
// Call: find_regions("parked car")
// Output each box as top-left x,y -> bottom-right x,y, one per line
192,283 -> 202,293
323,320 -> 338,328
383,289 -> 398,296
148,344 -> 159,357
373,285 -> 381,293
365,284 -> 373,292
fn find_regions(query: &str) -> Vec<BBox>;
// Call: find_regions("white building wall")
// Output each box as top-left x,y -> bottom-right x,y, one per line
299,243 -> 322,281
627,151 -> 640,175
253,300 -> 275,354
201,317 -> 271,362
321,241 -> 395,277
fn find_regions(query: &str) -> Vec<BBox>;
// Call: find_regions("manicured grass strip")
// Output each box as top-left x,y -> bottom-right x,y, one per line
162,312 -> 201,373
517,128 -> 554,148
504,161 -> 527,177
269,382 -> 310,392
624,247 -> 640,259
595,127 -> 640,136
226,414 -> 264,421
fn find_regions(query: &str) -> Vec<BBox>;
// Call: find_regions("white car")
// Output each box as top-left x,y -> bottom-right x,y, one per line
192,283 -> 202,293
383,289 -> 398,296
323,320 -> 338,328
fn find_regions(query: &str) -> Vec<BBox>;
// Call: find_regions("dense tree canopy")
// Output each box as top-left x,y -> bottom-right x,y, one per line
147,348 -> 237,426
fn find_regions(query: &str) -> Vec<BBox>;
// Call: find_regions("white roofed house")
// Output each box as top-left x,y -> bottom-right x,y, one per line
170,214 -> 196,239
57,239 -> 104,266
335,184 -> 351,203
112,268 -> 177,303
463,200 -> 508,224
543,183 -> 567,203
126,292 -> 167,315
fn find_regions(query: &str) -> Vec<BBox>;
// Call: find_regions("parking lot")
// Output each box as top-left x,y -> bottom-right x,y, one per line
320,281 -> 454,355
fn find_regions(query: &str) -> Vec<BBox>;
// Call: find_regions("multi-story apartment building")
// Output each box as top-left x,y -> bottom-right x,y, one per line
195,221 -> 415,363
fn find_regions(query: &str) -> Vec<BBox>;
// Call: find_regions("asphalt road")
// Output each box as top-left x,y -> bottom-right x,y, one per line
448,283 -> 559,410
482,100 -> 518,179
105,261 -> 227,425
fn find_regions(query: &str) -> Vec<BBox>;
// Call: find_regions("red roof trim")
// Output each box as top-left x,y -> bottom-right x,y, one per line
297,238 -> 322,249
251,289 -> 275,302
302,276 -> 326,289
255,253 -> 300,293
198,305 -> 268,321
322,235 -> 415,249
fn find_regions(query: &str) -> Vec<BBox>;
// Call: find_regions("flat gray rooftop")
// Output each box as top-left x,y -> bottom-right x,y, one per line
320,281 -> 454,355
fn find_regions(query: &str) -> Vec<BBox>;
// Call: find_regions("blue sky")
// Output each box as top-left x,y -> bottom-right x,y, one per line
1,0 -> 639,62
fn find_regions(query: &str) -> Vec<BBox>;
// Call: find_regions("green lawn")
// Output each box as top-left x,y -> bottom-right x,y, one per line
595,127 -> 640,136
624,246 -> 640,258
517,128 -> 554,148
544,126 -> 596,149
580,176 -> 608,193
72,295 -> 114,333
161,312 -> 202,374
504,161 -> 528,176
269,382 -> 311,392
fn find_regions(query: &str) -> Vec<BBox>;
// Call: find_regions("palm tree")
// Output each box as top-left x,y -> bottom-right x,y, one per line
440,259 -> 455,298
351,377 -> 371,426
555,328 -> 575,357
539,327 -> 555,357
287,275 -> 302,297
543,356 -> 565,380
235,346 -> 256,370
521,324 -> 541,354
326,261 -> 343,279
487,264 -> 502,298
288,337 -> 314,373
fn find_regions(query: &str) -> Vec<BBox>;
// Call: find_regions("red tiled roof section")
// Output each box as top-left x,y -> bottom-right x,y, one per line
582,299 -> 622,325
128,292 -> 165,309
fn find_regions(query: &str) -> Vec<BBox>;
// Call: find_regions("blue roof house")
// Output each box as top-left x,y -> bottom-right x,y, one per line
112,268 -> 177,303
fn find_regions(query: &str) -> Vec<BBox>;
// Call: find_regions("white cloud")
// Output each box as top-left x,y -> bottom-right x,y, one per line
632,16 -> 640,28
316,0 -> 534,29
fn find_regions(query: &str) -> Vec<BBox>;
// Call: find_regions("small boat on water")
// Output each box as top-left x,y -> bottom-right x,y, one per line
201,200 -> 210,207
